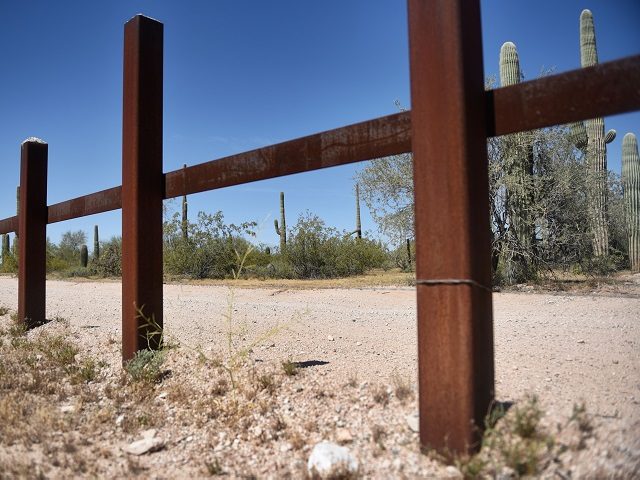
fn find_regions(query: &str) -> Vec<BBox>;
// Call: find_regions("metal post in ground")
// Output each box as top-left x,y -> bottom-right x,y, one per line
407,0 -> 495,454
18,138 -> 48,328
121,14 -> 164,362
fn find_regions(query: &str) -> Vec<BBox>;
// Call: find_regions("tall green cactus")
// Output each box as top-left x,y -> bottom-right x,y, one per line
355,183 -> 362,239
274,191 -> 286,253
94,225 -> 100,260
1,234 -> 9,263
182,163 -> 188,240
80,245 -> 88,268
499,41 -> 534,280
578,9 -> 616,257
15,186 -> 20,241
622,133 -> 640,272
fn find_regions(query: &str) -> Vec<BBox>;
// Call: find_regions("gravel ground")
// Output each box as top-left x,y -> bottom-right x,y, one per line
0,275 -> 638,478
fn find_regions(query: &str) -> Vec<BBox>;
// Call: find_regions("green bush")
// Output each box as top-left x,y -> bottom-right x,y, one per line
90,237 -> 122,277
163,211 -> 257,279
283,212 -> 388,279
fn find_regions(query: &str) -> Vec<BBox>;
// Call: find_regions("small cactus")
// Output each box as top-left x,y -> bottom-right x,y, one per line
80,245 -> 88,268
622,133 -> 640,272
182,164 -> 188,240
94,225 -> 100,260
274,192 -> 286,253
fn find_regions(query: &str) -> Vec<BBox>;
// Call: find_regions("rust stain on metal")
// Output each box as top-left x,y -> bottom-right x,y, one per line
47,186 -> 122,224
408,0 -> 494,455
18,139 -> 48,328
487,55 -> 640,137
164,111 -> 411,199
121,14 -> 164,362
0,216 -> 18,235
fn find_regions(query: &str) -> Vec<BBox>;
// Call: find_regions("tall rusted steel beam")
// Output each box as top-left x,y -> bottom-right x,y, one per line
121,15 -> 164,362
408,0 -> 494,454
18,138 -> 48,328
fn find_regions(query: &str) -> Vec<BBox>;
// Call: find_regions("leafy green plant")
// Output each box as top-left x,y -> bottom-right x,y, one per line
281,359 -> 299,377
125,349 -> 166,384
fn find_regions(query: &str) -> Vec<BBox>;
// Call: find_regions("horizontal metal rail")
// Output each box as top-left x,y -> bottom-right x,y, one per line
0,54 -> 638,235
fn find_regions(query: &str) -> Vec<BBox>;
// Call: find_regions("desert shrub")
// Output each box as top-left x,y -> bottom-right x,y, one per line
90,236 -> 122,277
163,211 -> 257,279
284,212 -> 388,279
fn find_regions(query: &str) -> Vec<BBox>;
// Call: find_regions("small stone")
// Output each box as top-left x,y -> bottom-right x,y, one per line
115,414 -> 125,426
327,335 -> 335,342
356,342 -> 362,347
578,340 -> 586,344
406,412 -> 420,432
308,441 -> 359,479
496,466 -> 517,480
444,465 -> 463,478
60,405 -> 75,414
335,428 -> 353,444
157,392 -> 168,399
280,443 -> 292,452
123,436 -> 164,455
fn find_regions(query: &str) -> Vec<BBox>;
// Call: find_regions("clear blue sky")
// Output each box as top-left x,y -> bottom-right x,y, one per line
1,0 -> 639,249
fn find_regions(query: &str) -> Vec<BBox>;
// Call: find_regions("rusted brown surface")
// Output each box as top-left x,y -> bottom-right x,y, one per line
408,0 -> 494,454
47,186 -> 121,224
121,15 -> 164,361
0,54 -> 639,225
164,111 -> 412,198
487,54 -> 640,137
0,216 -> 17,235
18,139 -> 48,328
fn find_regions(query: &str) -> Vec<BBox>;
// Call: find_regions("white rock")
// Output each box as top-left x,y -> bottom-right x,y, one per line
115,414 -> 125,426
327,335 -> 335,341
406,412 -> 420,432
60,405 -> 75,414
307,441 -> 359,479
445,465 -> 463,478
123,437 -> 164,455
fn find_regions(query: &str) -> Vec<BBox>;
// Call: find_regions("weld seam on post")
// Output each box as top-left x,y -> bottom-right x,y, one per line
416,278 -> 493,293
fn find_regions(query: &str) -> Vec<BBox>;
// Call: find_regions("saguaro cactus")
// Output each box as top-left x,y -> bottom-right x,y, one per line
355,183 -> 362,239
499,42 -> 534,280
622,133 -> 640,272
80,245 -> 88,268
578,9 -> 617,257
274,191 -> 286,253
15,186 -> 20,241
1,234 -> 9,263
182,163 -> 188,240
94,225 -> 100,260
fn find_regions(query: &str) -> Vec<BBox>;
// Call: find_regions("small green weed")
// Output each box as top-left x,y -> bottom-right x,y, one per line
281,359 -> 299,377
125,349 -> 166,384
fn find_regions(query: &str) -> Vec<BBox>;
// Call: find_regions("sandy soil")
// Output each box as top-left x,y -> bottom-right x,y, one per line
0,275 -> 638,478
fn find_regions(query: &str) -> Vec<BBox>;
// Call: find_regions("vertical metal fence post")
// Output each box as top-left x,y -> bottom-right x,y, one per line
18,138 -> 48,328
408,0 -> 495,454
122,15 -> 164,362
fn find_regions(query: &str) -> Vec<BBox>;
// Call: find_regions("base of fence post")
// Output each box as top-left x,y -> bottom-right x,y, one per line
121,15 -> 164,362
18,138 -> 48,328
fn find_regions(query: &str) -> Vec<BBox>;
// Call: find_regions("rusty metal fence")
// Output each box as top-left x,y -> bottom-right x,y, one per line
1,0 -> 639,454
